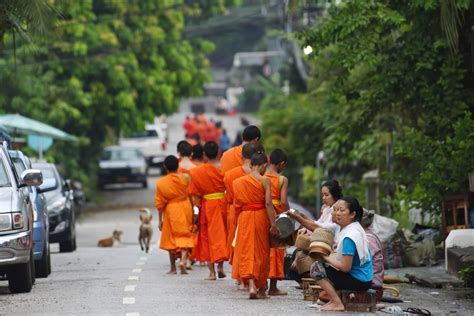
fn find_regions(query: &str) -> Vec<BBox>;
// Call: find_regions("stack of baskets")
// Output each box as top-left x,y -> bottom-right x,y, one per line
309,228 -> 334,258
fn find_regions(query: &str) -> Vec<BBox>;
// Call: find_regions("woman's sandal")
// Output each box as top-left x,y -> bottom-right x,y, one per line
404,307 -> 431,315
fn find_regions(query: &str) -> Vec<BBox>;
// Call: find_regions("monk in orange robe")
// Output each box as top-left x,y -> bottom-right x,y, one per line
265,149 -> 290,296
155,155 -> 195,275
177,141 -> 196,174
191,144 -> 204,166
224,142 -> 264,264
188,141 -> 228,280
232,152 -> 280,299
176,140 -> 198,268
220,125 -> 261,174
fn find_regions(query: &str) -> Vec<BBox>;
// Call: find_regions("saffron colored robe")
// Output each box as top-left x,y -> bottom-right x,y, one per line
223,166 -> 247,263
220,145 -> 243,174
187,164 -> 228,263
155,173 -> 195,251
232,175 -> 271,289
265,173 -> 285,280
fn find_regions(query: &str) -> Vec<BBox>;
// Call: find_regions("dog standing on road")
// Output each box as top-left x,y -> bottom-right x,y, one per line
139,208 -> 153,253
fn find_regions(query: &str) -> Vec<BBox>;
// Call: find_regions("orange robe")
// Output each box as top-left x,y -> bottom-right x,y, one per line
155,173 -> 195,251
223,166 -> 247,263
265,173 -> 285,280
220,144 -> 243,174
187,164 -> 228,263
232,175 -> 271,289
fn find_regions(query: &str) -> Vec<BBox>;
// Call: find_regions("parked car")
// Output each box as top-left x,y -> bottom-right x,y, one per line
10,150 -> 51,278
119,124 -> 168,171
0,142 -> 42,293
32,162 -> 76,253
98,146 -> 148,189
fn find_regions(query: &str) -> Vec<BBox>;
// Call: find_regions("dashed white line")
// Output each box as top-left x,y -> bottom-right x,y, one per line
124,285 -> 136,292
139,256 -> 147,261
125,313 -> 140,316
128,275 -> 139,281
132,268 -> 142,273
136,261 -> 145,266
123,297 -> 135,305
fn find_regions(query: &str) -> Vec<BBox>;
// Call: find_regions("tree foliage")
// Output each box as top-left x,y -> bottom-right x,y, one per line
261,0 -> 474,215
0,0 -> 231,193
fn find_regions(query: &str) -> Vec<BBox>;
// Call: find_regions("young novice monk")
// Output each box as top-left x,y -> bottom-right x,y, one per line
188,141 -> 228,280
155,155 -> 195,275
224,142 -> 264,264
232,152 -> 280,299
220,125 -> 261,174
177,141 -> 196,174
265,149 -> 290,296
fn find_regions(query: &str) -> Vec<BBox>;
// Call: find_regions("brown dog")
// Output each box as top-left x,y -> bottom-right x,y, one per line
138,208 -> 153,253
97,229 -> 123,247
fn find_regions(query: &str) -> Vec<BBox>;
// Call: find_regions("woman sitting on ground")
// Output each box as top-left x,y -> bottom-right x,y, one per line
310,196 -> 373,312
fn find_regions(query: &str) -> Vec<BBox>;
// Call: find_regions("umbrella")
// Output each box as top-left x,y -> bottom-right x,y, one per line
0,114 -> 78,159
0,114 -> 78,141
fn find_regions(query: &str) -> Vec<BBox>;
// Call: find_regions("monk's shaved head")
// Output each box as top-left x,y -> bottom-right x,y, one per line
269,149 -> 287,165
242,125 -> 261,142
204,141 -> 219,159
178,141 -> 193,157
242,142 -> 265,159
164,155 -> 179,172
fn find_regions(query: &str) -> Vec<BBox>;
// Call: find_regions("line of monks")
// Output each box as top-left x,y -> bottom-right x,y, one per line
154,125 -> 291,299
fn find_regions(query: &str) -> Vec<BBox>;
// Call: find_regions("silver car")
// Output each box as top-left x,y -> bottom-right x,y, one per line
0,142 -> 43,293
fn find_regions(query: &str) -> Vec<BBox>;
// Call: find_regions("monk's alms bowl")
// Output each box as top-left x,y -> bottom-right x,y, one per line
275,213 -> 297,239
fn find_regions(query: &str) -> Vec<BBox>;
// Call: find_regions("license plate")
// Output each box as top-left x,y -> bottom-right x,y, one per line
116,176 -> 128,183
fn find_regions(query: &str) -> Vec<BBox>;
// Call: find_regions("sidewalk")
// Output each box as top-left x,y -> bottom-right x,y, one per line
381,264 -> 473,315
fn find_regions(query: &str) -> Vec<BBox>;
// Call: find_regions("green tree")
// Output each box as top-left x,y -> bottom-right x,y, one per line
0,0 -> 233,193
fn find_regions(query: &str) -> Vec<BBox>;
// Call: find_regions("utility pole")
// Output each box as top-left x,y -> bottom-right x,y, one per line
316,150 -> 325,218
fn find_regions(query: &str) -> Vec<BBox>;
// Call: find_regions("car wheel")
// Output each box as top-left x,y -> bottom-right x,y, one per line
35,242 -> 50,278
31,251 -> 36,285
142,180 -> 148,188
8,250 -> 34,293
59,239 -> 75,252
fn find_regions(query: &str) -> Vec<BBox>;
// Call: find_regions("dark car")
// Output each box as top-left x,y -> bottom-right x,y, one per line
32,162 -> 76,253
10,151 -> 51,278
98,146 -> 148,189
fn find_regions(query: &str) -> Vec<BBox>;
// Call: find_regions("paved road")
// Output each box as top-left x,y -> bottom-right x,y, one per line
1,110 -> 473,315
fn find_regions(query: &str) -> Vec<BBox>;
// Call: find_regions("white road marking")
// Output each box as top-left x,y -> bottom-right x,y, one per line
136,262 -> 145,266
126,313 -> 140,316
139,256 -> 147,261
128,275 -> 139,281
122,297 -> 135,305
124,285 -> 136,292
132,268 -> 142,273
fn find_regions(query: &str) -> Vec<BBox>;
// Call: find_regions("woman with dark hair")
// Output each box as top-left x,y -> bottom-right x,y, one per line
310,196 -> 373,312
232,152 -> 280,299
287,179 -> 342,235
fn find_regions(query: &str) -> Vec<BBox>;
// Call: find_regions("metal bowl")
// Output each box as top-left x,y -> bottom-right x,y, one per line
275,213 -> 297,239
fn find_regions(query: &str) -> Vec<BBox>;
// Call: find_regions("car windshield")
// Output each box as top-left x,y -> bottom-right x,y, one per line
36,165 -> 56,180
0,159 -> 11,187
130,130 -> 158,138
12,157 -> 26,175
101,149 -> 141,161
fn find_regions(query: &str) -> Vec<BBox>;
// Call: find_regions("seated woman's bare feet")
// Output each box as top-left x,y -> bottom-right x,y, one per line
320,302 -> 344,311
268,288 -> 287,296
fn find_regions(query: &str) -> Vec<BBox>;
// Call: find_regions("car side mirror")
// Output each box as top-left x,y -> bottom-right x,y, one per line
20,169 -> 43,187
